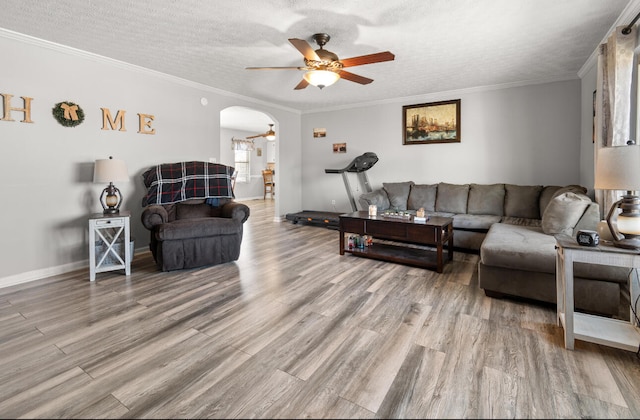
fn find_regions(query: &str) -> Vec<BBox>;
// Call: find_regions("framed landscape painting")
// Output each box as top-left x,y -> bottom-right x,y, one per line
403,99 -> 461,145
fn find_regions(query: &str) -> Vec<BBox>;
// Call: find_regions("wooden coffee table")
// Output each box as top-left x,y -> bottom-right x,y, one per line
339,211 -> 454,272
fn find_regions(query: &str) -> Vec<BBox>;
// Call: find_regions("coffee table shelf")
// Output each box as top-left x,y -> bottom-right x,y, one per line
339,211 -> 453,272
345,242 -> 450,269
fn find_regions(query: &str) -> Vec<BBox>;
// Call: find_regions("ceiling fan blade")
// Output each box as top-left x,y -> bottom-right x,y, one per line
246,66 -> 306,70
294,79 -> 309,90
246,133 -> 265,139
340,51 -> 395,68
338,70 -> 373,85
288,38 -> 320,61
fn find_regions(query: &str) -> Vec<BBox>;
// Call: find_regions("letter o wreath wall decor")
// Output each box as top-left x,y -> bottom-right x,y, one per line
52,101 -> 85,127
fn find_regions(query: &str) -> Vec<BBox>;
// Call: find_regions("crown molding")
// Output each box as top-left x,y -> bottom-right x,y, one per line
302,73 -> 578,115
578,0 -> 640,78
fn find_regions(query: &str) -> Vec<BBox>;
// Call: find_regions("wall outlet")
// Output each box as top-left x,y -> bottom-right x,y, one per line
331,200 -> 336,205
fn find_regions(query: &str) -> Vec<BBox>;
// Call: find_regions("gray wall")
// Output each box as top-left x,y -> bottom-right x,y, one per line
301,80 -> 582,213
0,32 -> 301,284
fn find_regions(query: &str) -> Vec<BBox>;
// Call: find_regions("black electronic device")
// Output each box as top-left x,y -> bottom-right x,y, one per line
576,230 -> 599,247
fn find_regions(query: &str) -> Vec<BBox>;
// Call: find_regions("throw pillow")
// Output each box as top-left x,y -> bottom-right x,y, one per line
383,181 -> 414,211
435,183 -> 470,214
467,183 -> 505,216
539,184 -> 588,216
359,190 -> 391,211
504,184 -> 543,219
541,192 -> 591,236
407,184 -> 437,211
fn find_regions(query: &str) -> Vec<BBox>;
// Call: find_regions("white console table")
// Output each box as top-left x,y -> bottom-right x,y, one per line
555,235 -> 640,351
88,211 -> 131,281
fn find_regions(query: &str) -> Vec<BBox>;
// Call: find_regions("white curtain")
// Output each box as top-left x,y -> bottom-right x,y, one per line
595,26 -> 637,216
231,137 -> 254,151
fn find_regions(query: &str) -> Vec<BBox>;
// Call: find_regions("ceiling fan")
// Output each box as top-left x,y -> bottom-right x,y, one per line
246,123 -> 276,140
246,33 -> 395,90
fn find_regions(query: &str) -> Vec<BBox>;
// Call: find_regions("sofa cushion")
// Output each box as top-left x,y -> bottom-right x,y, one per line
504,184 -> 543,219
467,184 -> 505,216
538,186 -> 562,217
176,202 -> 213,219
501,216 -> 542,227
541,192 -> 591,236
407,184 -> 437,211
481,224 -> 556,274
436,183 -> 469,214
156,218 -> 240,241
453,214 -> 502,230
540,185 -> 588,216
427,211 -> 456,218
383,181 -> 414,211
481,223 -> 627,282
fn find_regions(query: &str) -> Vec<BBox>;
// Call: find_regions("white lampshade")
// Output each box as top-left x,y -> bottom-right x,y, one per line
303,70 -> 340,89
594,144 -> 640,191
94,157 -> 129,183
594,144 -> 640,249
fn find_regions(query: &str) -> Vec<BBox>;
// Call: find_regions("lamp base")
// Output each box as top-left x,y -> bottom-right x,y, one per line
99,183 -> 123,216
612,236 -> 640,250
605,193 -> 640,250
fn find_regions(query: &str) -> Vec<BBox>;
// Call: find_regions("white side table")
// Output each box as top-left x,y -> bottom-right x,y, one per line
88,211 -> 131,281
556,235 -> 640,351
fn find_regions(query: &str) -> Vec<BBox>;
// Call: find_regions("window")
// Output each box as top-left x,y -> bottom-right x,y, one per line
231,137 -> 254,183
234,149 -> 250,183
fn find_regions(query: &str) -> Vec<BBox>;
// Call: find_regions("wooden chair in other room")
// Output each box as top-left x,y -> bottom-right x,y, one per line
262,169 -> 275,199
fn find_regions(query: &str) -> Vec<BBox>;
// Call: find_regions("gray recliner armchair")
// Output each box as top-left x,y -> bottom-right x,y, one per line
141,198 -> 250,271
140,161 -> 250,271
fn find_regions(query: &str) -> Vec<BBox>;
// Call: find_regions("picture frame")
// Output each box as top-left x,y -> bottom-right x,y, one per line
333,142 -> 347,153
313,128 -> 327,138
402,99 -> 461,145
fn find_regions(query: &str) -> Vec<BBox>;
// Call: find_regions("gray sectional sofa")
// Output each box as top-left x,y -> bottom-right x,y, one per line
359,181 -> 628,316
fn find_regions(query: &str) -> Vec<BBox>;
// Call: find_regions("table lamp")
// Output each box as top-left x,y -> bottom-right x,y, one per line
93,156 -> 129,215
594,142 -> 640,250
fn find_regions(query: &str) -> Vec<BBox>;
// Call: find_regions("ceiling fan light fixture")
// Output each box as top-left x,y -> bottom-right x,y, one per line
303,70 -> 340,89
266,123 -> 276,140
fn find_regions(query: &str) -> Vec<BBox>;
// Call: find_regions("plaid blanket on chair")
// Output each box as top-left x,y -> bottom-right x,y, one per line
142,161 -> 235,206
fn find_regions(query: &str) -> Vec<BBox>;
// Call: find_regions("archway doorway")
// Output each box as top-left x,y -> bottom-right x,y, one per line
220,106 -> 277,219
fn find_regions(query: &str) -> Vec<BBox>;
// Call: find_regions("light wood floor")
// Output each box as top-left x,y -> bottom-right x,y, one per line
1,199 -> 640,419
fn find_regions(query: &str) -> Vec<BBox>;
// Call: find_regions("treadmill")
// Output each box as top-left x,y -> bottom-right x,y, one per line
286,152 -> 379,229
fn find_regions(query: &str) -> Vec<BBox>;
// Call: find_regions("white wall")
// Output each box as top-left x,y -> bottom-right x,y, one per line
0,32 -> 300,284
301,80 -> 582,213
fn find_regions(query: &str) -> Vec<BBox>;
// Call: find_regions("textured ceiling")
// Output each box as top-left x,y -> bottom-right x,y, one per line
0,0 -> 635,119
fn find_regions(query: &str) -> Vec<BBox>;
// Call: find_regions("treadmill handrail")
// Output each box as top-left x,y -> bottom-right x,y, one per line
324,152 -> 378,173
